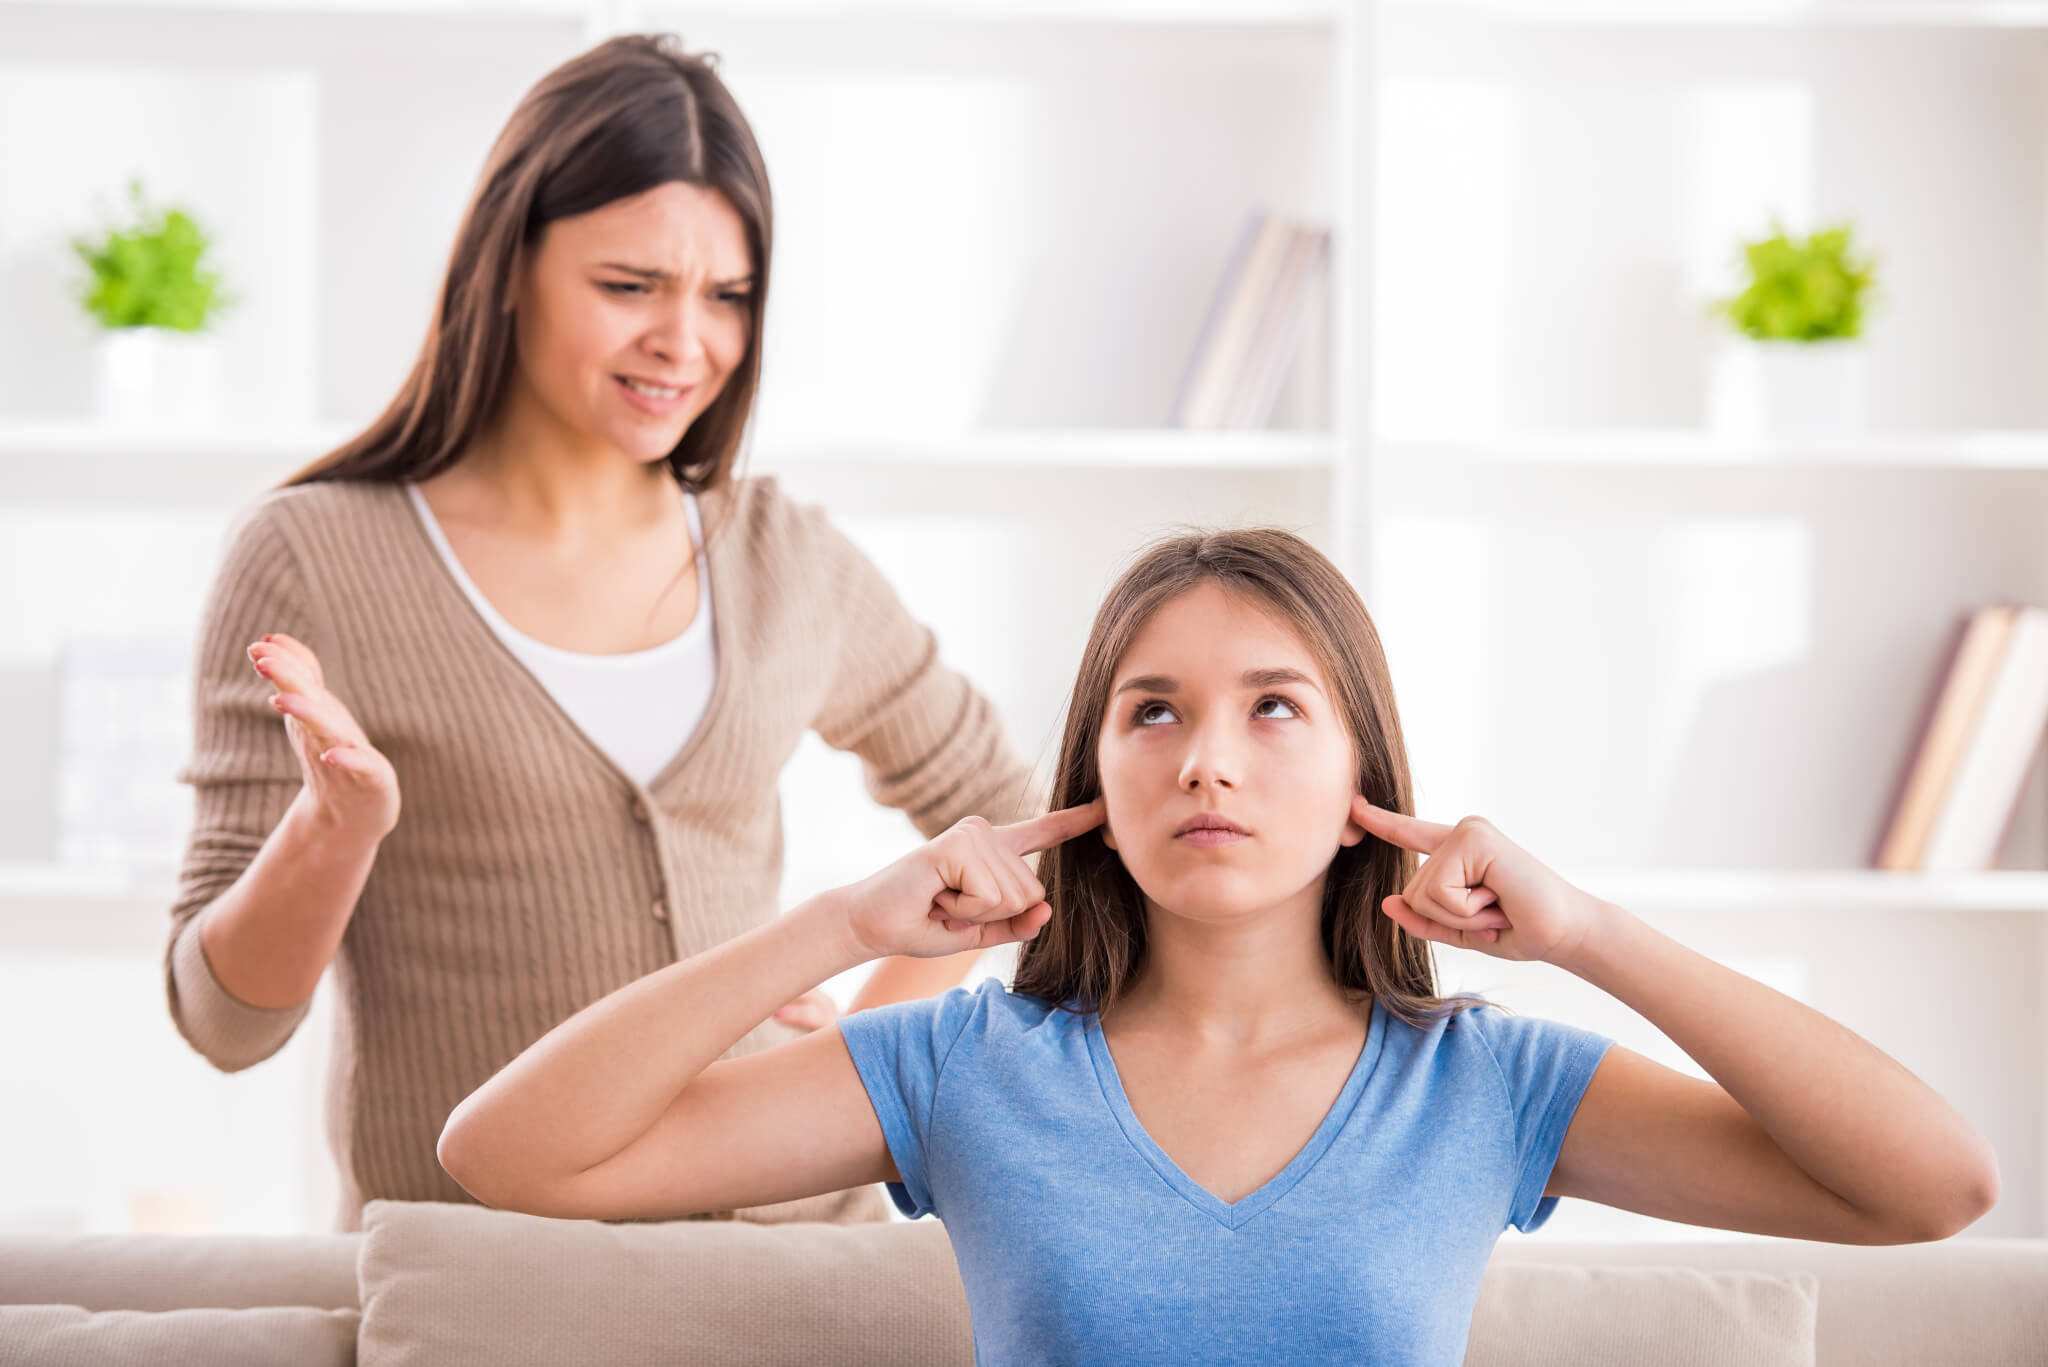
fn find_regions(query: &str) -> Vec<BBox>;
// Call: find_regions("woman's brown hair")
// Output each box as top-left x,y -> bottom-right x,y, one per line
1012,527 -> 1491,1032
281,32 -> 769,502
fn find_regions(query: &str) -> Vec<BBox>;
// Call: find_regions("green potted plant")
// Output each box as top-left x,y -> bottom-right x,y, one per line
70,177 -> 235,427
1704,216 -> 1881,439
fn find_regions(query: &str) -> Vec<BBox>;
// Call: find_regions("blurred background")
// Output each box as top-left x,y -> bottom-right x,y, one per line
0,0 -> 2043,1243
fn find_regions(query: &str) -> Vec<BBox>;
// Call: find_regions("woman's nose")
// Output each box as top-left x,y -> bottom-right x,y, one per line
646,295 -> 709,365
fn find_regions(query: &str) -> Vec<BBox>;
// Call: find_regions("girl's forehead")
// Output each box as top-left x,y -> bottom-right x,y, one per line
1111,585 -> 1328,690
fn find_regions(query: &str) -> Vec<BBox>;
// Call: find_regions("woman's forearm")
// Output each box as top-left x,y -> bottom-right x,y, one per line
1557,898 -> 2000,1232
196,789 -> 383,1010
440,890 -> 869,1193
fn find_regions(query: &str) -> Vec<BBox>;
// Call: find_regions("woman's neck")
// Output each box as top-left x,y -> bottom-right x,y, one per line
435,385 -> 676,545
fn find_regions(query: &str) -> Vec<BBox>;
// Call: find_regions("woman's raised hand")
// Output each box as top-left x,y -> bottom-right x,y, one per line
247,632 -> 401,840
837,799 -> 1106,961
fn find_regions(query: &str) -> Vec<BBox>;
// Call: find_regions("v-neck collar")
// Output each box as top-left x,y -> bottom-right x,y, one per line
1084,997 -> 1386,1231
389,476 -> 736,802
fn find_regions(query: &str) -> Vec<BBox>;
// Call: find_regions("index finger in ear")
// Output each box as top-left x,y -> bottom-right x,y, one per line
998,796 -> 1107,858
1350,794 -> 1452,855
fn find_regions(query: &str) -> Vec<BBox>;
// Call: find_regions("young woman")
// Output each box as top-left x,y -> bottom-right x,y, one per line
164,33 -> 1041,1232
434,528 -> 1999,1363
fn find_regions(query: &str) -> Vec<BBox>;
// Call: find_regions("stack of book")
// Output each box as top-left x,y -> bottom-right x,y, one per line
1874,604 -> 2048,871
1170,210 -> 1330,430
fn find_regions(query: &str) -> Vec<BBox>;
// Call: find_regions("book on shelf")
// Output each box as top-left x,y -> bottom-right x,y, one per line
1169,209 -> 1330,431
1873,604 -> 2048,871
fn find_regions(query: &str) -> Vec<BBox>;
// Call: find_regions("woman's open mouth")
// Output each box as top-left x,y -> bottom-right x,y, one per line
615,374 -> 693,416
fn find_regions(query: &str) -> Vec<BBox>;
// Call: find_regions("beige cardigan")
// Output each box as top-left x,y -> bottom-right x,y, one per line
165,474 -> 1043,1231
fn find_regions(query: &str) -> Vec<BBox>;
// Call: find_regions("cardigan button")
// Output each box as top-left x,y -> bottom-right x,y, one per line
650,897 -> 669,923
630,797 -> 651,823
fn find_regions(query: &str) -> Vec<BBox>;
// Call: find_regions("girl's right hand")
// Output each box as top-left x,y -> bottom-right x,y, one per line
837,799 -> 1105,960
247,632 -> 401,840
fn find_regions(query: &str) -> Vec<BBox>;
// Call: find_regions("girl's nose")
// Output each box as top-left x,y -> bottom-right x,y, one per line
1177,726 -> 1240,792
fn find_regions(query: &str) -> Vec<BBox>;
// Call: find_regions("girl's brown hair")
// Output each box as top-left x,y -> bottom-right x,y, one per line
1012,527 -> 1490,1032
282,32 -> 769,502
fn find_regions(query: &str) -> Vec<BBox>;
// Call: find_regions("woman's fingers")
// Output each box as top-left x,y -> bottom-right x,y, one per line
772,987 -> 840,1033
260,633 -> 326,687
270,689 -> 367,749
996,798 -> 1106,859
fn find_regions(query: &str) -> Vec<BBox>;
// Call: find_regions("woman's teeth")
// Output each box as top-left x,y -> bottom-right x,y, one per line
622,377 -> 683,398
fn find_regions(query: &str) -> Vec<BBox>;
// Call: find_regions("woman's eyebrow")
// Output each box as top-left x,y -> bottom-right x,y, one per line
597,263 -> 756,287
1112,667 -> 1323,697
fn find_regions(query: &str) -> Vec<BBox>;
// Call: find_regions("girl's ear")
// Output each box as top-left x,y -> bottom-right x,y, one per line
1338,813 -> 1366,848
1101,822 -> 1118,851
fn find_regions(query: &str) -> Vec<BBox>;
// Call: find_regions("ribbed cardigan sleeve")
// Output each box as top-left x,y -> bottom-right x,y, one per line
801,504 -> 1045,837
163,500 -> 324,1072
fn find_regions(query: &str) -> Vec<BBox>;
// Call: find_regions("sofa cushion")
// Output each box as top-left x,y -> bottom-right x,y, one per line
355,1199 -> 973,1366
1464,1263 -> 1818,1367
0,1304 -> 358,1366
0,1233 -> 360,1311
1491,1237 -> 2048,1367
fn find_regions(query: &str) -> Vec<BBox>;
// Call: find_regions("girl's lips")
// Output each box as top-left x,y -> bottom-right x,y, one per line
614,375 -> 693,416
1175,828 -> 1249,849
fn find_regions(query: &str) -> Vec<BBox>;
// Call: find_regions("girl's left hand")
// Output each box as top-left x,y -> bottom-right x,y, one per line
771,987 -> 841,1034
1350,797 -> 1604,967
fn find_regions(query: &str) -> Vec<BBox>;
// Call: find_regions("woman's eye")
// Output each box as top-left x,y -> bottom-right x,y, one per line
718,290 -> 753,307
1253,695 -> 1300,720
600,281 -> 648,296
1134,702 -> 1175,726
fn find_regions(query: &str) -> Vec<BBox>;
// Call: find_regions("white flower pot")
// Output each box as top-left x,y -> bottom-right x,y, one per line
91,326 -> 224,429
1705,338 -> 1869,440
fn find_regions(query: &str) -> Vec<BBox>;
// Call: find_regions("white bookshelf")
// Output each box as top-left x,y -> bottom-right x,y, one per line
6,863 -> 2044,959
1,0 -> 2044,1238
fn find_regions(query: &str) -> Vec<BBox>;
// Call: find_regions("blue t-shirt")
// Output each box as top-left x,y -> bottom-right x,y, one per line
837,976 -> 1614,1367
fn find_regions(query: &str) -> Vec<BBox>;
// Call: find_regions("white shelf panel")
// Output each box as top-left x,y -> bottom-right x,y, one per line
751,428 -> 1338,471
1558,868 -> 2048,915
0,422 -> 1337,506
1379,430 -> 2048,470
0,421 -> 359,506
1384,0 -> 2048,28
13,0 -> 1342,24
0,864 -> 176,954
4,865 -> 2043,958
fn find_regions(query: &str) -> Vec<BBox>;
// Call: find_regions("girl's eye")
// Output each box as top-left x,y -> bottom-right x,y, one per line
601,281 -> 649,296
1134,701 -> 1175,726
1253,695 -> 1300,720
718,290 -> 753,307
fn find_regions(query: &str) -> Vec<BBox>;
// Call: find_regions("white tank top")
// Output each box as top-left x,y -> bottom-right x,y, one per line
405,480 -> 717,789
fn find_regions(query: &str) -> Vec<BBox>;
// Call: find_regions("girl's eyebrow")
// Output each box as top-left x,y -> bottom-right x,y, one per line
597,263 -> 756,288
1112,667 -> 1323,698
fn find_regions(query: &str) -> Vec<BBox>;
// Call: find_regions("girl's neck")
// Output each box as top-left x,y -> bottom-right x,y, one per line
1104,889 -> 1362,1049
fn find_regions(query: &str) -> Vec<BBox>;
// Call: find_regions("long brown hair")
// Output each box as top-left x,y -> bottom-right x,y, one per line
1012,527 -> 1490,1032
282,33 -> 770,504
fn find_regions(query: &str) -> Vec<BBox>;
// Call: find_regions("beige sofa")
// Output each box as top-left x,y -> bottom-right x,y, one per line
2,1198 -> 2044,1365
